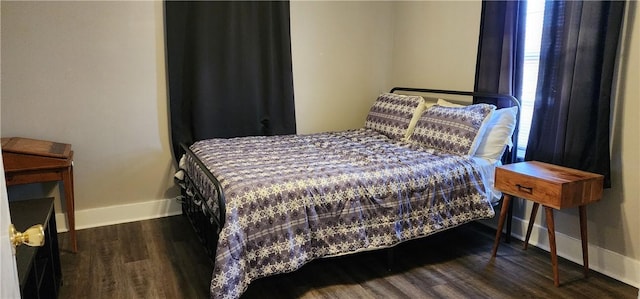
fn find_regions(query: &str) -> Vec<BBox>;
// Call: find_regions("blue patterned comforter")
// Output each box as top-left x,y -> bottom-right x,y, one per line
182,129 -> 495,299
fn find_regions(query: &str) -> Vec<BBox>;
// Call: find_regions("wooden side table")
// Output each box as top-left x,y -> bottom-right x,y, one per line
2,137 -> 77,253
490,161 -> 603,286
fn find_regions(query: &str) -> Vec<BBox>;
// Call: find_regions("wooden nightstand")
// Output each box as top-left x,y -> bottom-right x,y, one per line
490,161 -> 604,286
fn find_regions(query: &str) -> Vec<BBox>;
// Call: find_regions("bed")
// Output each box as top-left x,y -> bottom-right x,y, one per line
175,87 -> 520,299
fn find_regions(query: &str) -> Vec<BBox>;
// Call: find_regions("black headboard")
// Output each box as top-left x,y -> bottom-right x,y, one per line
389,87 -> 521,165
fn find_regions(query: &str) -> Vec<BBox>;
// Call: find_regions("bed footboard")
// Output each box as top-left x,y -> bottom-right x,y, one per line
179,143 -> 227,260
181,187 -> 219,259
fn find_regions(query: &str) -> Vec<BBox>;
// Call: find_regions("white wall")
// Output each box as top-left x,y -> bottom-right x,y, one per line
1,2 -> 179,224
290,1 -> 394,134
391,1 -> 481,91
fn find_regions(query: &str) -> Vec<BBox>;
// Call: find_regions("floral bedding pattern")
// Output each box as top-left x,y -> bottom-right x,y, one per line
183,129 -> 495,299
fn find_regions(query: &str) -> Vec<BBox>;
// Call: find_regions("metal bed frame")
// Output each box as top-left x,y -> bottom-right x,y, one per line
179,87 -> 521,260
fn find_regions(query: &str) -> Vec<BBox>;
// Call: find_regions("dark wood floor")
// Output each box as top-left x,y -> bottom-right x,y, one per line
57,215 -> 638,299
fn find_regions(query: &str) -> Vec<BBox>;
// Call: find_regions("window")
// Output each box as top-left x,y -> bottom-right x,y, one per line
517,1 -> 545,158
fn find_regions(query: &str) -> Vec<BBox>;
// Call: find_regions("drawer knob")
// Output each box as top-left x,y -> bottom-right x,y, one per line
516,184 -> 534,194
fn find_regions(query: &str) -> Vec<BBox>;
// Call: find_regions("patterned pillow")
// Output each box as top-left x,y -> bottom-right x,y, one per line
409,104 -> 496,156
365,93 -> 425,140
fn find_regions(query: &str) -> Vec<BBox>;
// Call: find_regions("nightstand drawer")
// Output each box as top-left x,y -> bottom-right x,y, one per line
495,167 -> 561,206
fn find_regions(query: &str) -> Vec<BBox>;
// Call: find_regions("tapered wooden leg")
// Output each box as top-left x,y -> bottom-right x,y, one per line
579,205 -> 589,277
491,194 -> 512,258
545,206 -> 559,286
62,166 -> 77,253
524,203 -> 540,250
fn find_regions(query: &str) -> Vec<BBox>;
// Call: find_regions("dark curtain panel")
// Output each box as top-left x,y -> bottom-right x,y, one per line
525,1 -> 624,188
165,1 -> 296,162
474,0 -> 526,102
474,0 -> 526,162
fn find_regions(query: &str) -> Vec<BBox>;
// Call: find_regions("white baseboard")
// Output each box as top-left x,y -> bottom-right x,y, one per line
495,215 -> 640,289
55,198 -> 182,232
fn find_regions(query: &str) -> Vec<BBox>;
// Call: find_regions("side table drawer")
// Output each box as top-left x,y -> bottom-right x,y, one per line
495,167 -> 562,207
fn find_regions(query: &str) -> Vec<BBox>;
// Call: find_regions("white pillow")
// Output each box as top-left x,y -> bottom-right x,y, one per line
404,101 -> 427,140
437,98 -> 465,107
474,106 -> 518,163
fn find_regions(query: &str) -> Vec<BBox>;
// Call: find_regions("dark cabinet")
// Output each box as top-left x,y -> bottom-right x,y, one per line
10,197 -> 62,299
